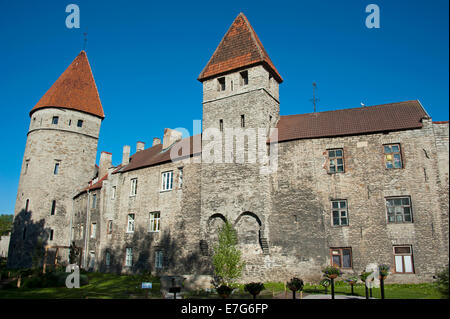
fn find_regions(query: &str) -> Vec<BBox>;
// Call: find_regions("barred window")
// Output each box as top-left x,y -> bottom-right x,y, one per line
384,144 -> 402,169
155,251 -> 163,269
331,200 -> 348,226
386,197 -> 413,223
328,149 -> 344,173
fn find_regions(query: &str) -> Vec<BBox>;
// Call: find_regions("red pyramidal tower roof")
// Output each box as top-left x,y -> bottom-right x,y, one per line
198,12 -> 283,83
30,51 -> 105,119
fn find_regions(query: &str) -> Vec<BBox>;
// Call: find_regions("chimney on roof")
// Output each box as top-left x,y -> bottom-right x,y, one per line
153,138 -> 161,146
99,152 -> 112,179
136,141 -> 145,152
162,128 -> 182,149
122,145 -> 130,166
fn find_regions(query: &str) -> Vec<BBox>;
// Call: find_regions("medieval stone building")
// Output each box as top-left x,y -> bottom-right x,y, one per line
8,13 -> 449,285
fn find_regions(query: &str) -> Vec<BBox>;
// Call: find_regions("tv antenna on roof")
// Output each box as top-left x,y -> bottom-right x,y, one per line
310,82 -> 319,112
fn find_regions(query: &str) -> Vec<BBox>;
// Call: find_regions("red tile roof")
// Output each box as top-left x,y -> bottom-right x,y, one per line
118,135 -> 202,173
271,100 -> 429,143
198,12 -> 282,83
30,51 -> 105,119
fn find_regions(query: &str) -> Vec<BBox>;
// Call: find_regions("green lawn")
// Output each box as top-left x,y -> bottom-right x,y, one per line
0,272 -> 161,299
0,273 -> 445,299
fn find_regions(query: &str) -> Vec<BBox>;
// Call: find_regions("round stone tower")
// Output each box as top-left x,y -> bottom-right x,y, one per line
8,51 -> 104,268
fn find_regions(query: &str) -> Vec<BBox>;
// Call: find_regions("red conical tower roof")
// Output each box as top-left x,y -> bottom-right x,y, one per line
198,12 -> 282,83
30,51 -> 105,119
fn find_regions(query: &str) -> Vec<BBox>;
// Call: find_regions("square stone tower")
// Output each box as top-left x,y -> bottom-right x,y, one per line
198,13 -> 282,262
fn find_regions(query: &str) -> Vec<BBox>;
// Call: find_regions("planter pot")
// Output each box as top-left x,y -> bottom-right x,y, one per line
328,274 -> 338,279
379,275 -> 387,280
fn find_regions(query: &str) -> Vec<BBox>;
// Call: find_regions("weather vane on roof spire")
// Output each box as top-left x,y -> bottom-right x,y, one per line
310,82 -> 319,113
83,32 -> 88,51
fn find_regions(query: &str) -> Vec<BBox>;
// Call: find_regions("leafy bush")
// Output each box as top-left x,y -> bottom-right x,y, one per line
435,265 -> 449,298
244,282 -> 265,299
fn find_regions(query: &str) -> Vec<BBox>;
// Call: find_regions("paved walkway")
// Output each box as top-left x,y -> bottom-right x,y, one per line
303,294 -> 374,299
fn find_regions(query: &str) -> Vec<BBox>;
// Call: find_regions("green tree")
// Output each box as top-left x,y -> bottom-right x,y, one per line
0,214 -> 13,236
435,265 -> 449,298
212,221 -> 245,286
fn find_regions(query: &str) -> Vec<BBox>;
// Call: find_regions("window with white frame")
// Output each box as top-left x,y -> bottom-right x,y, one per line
127,214 -> 135,233
125,248 -> 132,267
393,246 -> 414,273
155,251 -> 163,269
161,171 -> 173,191
130,178 -> 138,196
149,212 -> 161,232
386,197 -> 413,223
331,200 -> 348,226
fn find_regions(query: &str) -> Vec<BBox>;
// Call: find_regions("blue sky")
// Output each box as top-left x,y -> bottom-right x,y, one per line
0,0 -> 448,214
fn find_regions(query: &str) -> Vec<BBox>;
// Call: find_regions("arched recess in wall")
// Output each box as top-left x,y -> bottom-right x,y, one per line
207,213 -> 227,245
234,211 -> 262,249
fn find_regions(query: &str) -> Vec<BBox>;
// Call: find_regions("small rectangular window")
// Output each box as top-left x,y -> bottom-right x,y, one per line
107,220 -> 113,234
331,200 -> 348,226
24,160 -> 29,175
219,119 -> 223,132
155,251 -> 163,269
218,77 -> 226,91
241,115 -> 245,128
125,248 -> 133,267
91,223 -> 97,238
127,214 -> 135,233
386,197 -> 413,223
130,178 -> 138,196
49,229 -> 54,241
149,212 -> 161,232
52,116 -> 59,125
91,194 -> 97,209
240,71 -> 248,85
111,186 -> 116,199
161,171 -> 173,191
77,120 -> 83,127
178,167 -> 183,188
105,251 -> 111,266
384,144 -> 403,169
51,200 -> 56,215
330,248 -> 352,268
328,149 -> 344,173
25,199 -> 29,212
54,163 -> 60,175
393,245 -> 414,273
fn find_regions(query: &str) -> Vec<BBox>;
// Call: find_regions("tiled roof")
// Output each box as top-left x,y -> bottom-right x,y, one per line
272,100 -> 429,143
198,12 -> 282,83
30,51 -> 105,119
118,135 -> 202,173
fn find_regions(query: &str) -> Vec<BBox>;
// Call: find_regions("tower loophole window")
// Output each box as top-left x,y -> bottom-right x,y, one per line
218,77 -> 226,91
52,116 -> 59,125
240,71 -> 248,85
77,120 -> 83,127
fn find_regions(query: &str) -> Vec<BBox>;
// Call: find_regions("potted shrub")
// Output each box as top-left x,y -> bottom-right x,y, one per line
378,264 -> 390,280
244,282 -> 265,299
286,277 -> 304,299
322,265 -> 341,279
217,285 -> 233,299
